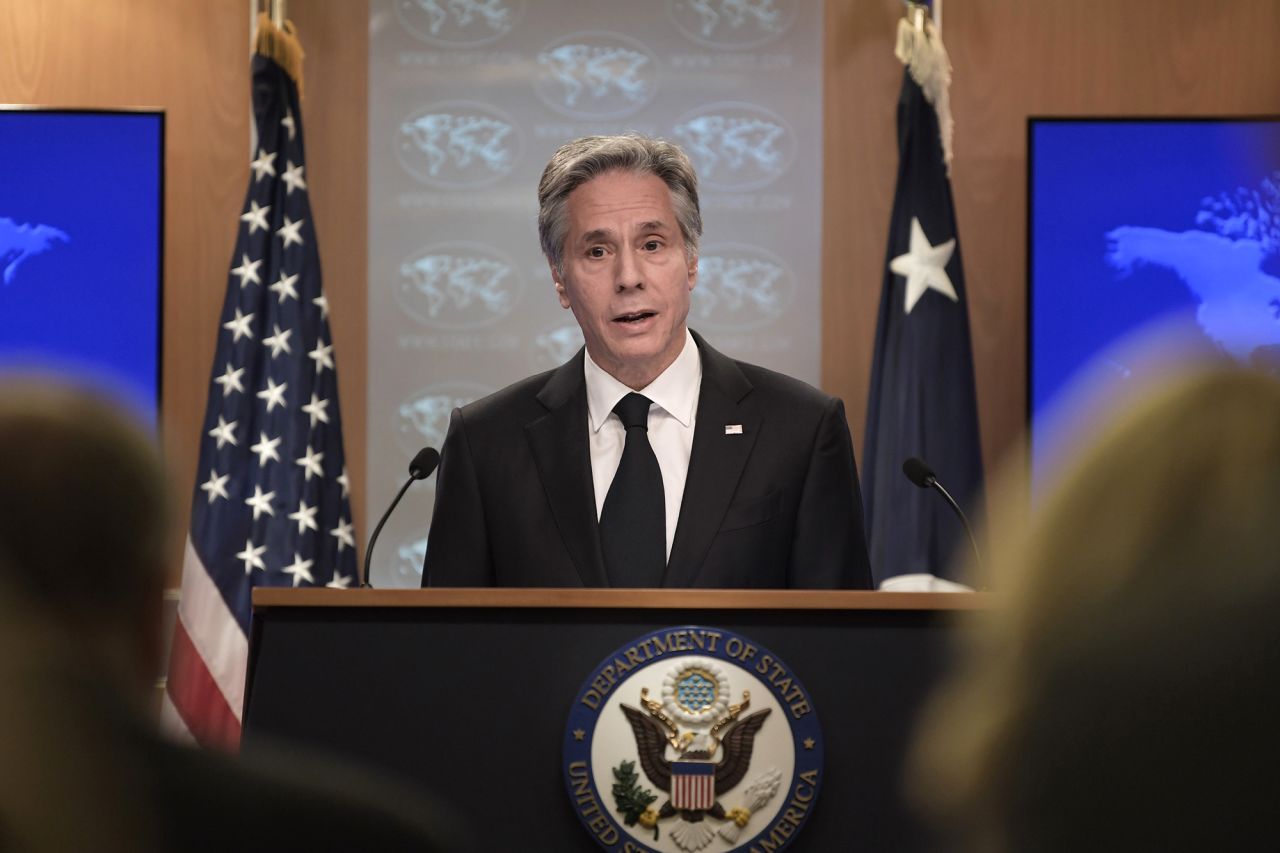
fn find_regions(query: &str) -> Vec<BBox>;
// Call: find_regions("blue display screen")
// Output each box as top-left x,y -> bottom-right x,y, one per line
1029,118 -> 1280,488
0,110 -> 163,423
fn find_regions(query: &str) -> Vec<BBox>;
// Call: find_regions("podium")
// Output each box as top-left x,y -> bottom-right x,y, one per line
245,589 -> 982,851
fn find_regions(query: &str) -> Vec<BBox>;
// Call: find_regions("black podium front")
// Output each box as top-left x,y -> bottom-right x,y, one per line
244,589 -> 981,851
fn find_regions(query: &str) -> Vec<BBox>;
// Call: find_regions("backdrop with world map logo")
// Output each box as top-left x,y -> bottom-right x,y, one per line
367,0 -> 824,587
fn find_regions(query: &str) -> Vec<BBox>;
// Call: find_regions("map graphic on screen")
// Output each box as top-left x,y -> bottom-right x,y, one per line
0,109 -> 163,423
1029,118 -> 1280,487
0,218 -> 70,286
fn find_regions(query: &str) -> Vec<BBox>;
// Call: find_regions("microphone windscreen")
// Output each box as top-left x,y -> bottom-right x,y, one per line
902,456 -> 936,488
409,447 -> 441,480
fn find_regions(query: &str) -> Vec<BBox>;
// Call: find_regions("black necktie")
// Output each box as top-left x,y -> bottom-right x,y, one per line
599,393 -> 665,587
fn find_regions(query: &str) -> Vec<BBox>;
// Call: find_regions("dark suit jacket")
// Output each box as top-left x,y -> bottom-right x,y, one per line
422,331 -> 872,588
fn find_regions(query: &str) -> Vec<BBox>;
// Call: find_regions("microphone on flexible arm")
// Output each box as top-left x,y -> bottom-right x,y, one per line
361,447 -> 440,588
902,456 -> 982,572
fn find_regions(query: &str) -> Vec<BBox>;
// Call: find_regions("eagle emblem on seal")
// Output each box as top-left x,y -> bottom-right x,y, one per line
613,661 -> 782,851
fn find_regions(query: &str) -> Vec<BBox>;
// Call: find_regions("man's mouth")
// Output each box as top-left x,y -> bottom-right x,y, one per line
613,311 -> 656,324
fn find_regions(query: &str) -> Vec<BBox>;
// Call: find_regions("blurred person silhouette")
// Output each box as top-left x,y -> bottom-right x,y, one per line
911,365 -> 1280,852
0,379 -> 457,853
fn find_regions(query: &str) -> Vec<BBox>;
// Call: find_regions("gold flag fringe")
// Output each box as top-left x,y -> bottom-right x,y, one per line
895,12 -> 954,174
254,12 -> 305,97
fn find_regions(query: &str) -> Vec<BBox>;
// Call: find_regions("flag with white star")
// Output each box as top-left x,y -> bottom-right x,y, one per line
862,16 -> 984,584
164,19 -> 356,749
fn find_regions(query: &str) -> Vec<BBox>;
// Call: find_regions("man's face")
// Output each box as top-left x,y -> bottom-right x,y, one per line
551,169 -> 697,389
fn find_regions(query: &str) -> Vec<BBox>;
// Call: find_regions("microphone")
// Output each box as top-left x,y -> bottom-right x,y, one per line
362,447 -> 440,588
901,456 -> 982,570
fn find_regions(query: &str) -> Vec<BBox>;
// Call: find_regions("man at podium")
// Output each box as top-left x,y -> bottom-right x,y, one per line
422,134 -> 872,589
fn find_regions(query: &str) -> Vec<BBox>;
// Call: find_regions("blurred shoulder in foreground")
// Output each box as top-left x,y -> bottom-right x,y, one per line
0,379 -> 461,852
911,366 -> 1280,852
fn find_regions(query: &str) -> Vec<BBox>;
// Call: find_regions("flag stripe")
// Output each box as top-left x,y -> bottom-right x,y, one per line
166,616 -> 241,748
176,536 -> 249,716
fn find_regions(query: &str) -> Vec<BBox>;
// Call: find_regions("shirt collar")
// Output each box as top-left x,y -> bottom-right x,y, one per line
585,328 -> 701,432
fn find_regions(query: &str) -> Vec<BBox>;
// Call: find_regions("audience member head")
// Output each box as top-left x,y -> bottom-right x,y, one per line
911,366 -> 1280,851
0,378 -> 170,702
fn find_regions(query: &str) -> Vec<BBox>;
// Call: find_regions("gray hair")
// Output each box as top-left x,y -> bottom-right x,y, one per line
537,133 -> 702,274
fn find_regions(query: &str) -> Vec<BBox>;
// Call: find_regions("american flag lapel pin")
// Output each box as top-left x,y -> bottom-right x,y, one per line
724,424 -> 743,435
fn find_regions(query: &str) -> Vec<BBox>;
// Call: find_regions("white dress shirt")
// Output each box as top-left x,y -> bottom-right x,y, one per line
584,329 -> 701,561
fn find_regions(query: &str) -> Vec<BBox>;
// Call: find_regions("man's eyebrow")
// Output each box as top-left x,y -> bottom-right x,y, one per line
576,221 -> 674,245
578,228 -> 614,245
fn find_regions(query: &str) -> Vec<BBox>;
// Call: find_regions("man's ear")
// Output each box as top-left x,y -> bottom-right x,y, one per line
550,261 -> 571,309
687,254 -> 698,292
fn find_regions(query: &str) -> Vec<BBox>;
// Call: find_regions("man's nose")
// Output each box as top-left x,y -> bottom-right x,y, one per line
614,247 -> 644,292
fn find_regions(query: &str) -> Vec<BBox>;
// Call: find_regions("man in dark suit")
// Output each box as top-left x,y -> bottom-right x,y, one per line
423,134 -> 871,589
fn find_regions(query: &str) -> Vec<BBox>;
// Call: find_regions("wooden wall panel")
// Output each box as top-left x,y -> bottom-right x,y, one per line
287,0 -> 371,560
0,0 -> 250,585
821,0 -> 903,455
4,0 -> 1278,583
823,0 -> 1280,511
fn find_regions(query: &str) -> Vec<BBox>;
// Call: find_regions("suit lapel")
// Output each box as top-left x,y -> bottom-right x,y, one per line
526,352 -> 609,587
663,333 -> 758,587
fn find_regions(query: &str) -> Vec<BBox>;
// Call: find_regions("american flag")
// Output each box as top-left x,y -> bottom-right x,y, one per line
163,30 -> 357,749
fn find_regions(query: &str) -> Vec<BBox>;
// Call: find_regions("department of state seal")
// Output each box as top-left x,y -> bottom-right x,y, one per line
564,626 -> 823,852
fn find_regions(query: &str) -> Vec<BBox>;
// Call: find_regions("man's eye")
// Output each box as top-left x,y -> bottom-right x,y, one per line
587,246 -> 606,258
643,240 -> 661,251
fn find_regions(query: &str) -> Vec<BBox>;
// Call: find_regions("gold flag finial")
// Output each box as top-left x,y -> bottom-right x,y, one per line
254,12 -> 305,97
